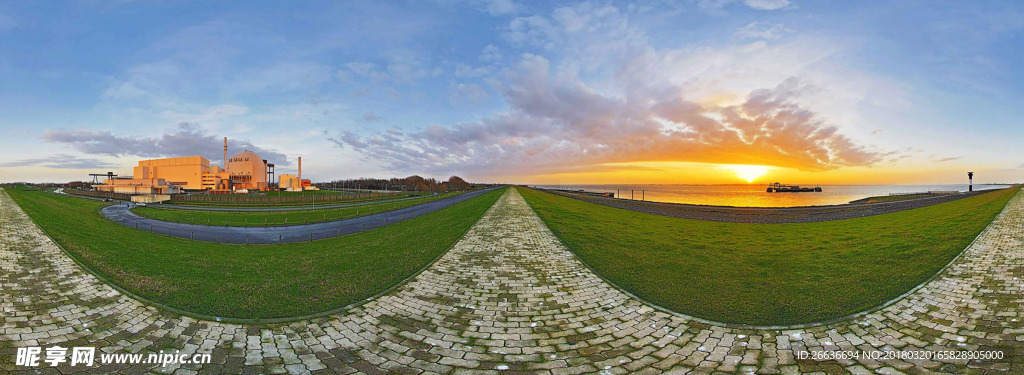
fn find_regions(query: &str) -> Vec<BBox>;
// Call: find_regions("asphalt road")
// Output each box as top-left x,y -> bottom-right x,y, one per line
100,187 -> 500,244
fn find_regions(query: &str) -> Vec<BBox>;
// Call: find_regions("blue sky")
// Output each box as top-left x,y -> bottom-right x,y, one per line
1,0 -> 1022,184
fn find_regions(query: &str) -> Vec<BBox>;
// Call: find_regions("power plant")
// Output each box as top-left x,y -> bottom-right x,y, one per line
278,156 -> 315,192
93,137 -> 310,195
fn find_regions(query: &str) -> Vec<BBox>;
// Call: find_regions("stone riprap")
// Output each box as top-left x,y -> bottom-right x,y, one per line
1,188 -> 1021,374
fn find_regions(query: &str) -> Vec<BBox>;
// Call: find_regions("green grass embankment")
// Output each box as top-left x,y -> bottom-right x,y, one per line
518,186 -> 1018,326
133,191 -> 464,226
6,187 -> 505,319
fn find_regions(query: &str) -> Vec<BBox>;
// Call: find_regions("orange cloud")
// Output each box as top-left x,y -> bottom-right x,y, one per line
332,58 -> 888,178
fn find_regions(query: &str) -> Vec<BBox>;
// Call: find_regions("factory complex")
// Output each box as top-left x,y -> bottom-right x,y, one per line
94,137 -> 312,195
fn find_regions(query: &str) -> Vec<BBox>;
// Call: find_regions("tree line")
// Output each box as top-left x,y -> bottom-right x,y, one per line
316,175 -> 473,192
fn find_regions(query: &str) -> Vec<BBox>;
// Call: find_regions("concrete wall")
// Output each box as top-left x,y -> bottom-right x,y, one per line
131,194 -> 171,203
136,156 -> 211,190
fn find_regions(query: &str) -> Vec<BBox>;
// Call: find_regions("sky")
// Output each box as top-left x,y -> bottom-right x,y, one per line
1,0 -> 1022,185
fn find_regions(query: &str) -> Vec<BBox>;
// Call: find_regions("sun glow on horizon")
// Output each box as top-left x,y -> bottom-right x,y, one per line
725,164 -> 771,183
523,161 -> 984,186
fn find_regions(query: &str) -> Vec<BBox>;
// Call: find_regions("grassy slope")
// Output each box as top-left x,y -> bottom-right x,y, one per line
851,193 -> 937,204
518,186 -> 1018,326
167,191 -> 418,207
7,187 -> 504,319
133,191 -> 463,226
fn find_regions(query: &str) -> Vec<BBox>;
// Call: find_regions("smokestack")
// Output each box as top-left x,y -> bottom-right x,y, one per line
298,157 -> 302,182
223,137 -> 228,168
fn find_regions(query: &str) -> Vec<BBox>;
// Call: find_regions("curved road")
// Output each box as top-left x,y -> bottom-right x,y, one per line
543,187 -> 1009,223
59,188 -> 438,212
142,194 -> 437,211
100,187 -> 500,244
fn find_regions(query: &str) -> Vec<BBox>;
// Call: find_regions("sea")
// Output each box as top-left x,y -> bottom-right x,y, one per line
533,184 -> 1013,208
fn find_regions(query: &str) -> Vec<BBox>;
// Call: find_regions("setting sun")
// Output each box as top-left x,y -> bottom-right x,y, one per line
725,165 -> 771,183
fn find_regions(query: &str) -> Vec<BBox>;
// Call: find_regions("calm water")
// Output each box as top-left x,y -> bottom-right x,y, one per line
535,184 -> 1011,208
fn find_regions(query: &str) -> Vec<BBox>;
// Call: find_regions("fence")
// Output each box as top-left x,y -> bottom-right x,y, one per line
888,190 -> 959,196
169,191 -> 405,205
66,189 -> 133,201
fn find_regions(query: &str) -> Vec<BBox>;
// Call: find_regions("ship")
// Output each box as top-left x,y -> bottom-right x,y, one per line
766,182 -> 822,193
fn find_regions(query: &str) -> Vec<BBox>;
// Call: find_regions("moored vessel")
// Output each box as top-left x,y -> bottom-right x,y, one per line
766,182 -> 822,193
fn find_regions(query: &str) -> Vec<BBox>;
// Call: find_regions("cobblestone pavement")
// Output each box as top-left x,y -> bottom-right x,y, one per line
1,188 -> 1021,374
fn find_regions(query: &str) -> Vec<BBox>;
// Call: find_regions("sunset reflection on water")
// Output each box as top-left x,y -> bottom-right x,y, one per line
536,184 -> 1009,208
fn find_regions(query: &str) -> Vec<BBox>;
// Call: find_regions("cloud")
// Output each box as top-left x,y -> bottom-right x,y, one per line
504,15 -> 560,48
160,104 -> 250,131
454,64 -> 490,78
228,61 -> 334,94
362,112 -> 382,122
345,62 -> 389,82
384,59 -> 428,84
871,129 -> 882,135
0,154 -> 118,169
42,123 -> 288,165
736,22 -> 792,40
697,0 -> 791,12
102,81 -> 150,100
450,83 -> 488,105
480,44 -> 503,62
742,0 -> 791,10
505,2 -> 646,57
344,52 -> 430,84
481,0 -> 519,15
447,0 -> 520,16
330,3 -> 886,177
327,130 -> 367,149
885,153 -> 911,164
334,63 -> 883,176
934,156 -> 962,163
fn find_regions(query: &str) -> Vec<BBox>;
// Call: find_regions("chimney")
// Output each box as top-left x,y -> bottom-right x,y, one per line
223,137 -> 228,169
298,157 -> 302,182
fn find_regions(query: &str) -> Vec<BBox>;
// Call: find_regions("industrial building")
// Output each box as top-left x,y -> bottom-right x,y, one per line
278,157 -> 314,192
94,137 -> 276,194
226,150 -> 269,191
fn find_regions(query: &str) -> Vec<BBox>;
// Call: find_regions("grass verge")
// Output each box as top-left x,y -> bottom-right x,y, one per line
133,191 -> 465,226
518,186 -> 1018,326
167,191 -> 421,207
6,186 -> 504,319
